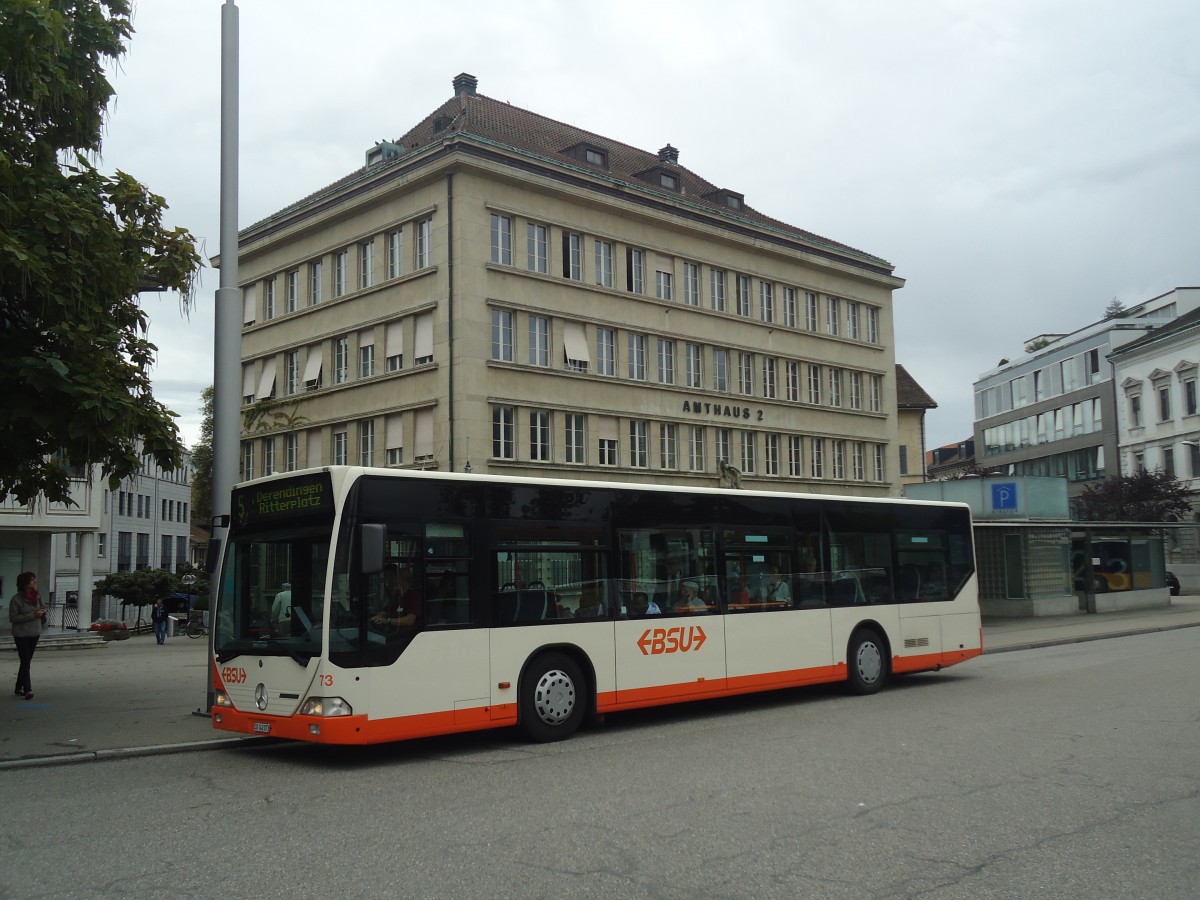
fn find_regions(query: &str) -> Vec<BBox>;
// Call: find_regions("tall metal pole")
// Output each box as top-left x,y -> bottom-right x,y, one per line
204,0 -> 241,712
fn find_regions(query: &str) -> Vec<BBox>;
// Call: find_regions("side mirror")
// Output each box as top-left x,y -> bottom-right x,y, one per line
205,539 -> 221,574
360,524 -> 386,575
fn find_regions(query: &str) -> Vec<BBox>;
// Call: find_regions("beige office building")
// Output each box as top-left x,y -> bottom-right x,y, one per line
228,74 -> 904,495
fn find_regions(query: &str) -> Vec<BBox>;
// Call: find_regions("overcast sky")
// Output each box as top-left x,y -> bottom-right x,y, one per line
99,0 -> 1200,453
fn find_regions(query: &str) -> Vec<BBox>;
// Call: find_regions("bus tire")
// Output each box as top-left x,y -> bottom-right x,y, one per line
520,652 -> 586,743
846,628 -> 887,695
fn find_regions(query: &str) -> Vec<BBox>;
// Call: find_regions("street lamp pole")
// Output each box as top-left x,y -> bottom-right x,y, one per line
203,0 -> 241,712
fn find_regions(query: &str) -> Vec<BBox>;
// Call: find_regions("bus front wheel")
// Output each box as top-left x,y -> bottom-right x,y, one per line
846,628 -> 887,695
520,652 -> 586,743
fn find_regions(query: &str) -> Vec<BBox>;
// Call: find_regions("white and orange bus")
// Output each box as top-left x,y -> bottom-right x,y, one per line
210,467 -> 982,744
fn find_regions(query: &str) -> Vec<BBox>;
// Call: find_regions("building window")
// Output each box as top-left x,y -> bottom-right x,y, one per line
762,358 -> 777,399
686,343 -> 703,388
285,434 -> 299,472
714,349 -> 729,392
359,420 -> 374,466
737,274 -> 751,317
852,442 -> 865,480
760,282 -> 774,323
829,368 -> 843,407
786,361 -> 800,402
333,250 -> 347,298
715,428 -> 731,469
97,533 -> 106,558
657,339 -> 676,385
738,352 -> 753,395
810,438 -> 824,478
783,287 -> 797,328
285,351 -> 299,395
849,372 -> 863,410
310,260 -> 323,305
788,436 -> 803,476
1129,393 -> 1142,428
710,269 -> 726,312
528,316 -> 549,367
764,434 -> 780,476
491,310 -> 514,361
264,277 -> 276,319
286,270 -> 299,313
899,445 -> 909,475
263,437 -> 275,475
1158,384 -> 1171,422
688,426 -> 705,471
597,327 -> 615,376
1186,377 -> 1198,416
332,431 -> 348,466
388,229 -> 403,278
683,262 -> 700,306
529,410 -> 550,461
846,301 -> 859,339
866,306 -> 879,344
416,218 -> 432,268
869,374 -> 882,412
598,436 -> 618,466
628,334 -> 646,380
807,365 -> 822,405
360,240 -> 374,288
492,406 -> 515,459
805,292 -> 818,331
740,431 -> 756,474
873,444 -> 884,481
490,214 -> 513,265
627,248 -> 644,294
656,269 -> 673,301
334,337 -> 349,384
595,240 -> 613,287
565,414 -> 585,464
241,442 -> 254,480
630,420 -> 648,468
660,423 -> 678,470
825,297 -> 840,336
563,232 -> 582,281
1163,446 -> 1175,477
359,342 -> 375,378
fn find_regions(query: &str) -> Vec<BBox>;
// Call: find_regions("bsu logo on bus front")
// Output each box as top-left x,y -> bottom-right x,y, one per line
637,625 -> 707,656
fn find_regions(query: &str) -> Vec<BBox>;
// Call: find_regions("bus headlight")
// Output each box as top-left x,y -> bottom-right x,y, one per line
214,689 -> 233,707
298,697 -> 353,717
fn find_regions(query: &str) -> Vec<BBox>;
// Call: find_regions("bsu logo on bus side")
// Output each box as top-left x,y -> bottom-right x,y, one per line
637,625 -> 707,656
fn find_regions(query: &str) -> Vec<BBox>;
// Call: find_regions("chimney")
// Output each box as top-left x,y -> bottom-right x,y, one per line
658,144 -> 679,165
453,73 -> 478,97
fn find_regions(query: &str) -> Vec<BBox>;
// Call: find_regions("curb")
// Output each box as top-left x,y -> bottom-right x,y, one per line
983,618 -> 1200,654
0,736 -> 267,771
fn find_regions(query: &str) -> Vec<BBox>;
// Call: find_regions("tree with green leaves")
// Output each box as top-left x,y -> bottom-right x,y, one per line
0,0 -> 200,505
1076,468 -> 1192,522
93,567 -> 174,622
190,385 -> 214,529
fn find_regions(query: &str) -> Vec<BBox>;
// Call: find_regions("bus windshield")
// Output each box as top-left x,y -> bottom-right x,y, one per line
214,525 -> 332,664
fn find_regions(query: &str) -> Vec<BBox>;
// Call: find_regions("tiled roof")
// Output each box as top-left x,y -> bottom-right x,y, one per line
247,75 -> 893,271
896,364 -> 937,409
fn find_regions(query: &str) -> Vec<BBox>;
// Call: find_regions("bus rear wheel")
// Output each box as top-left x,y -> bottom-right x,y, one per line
846,628 -> 887,695
520,652 -> 586,743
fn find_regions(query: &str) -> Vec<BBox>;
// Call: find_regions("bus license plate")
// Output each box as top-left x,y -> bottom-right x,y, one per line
253,722 -> 271,734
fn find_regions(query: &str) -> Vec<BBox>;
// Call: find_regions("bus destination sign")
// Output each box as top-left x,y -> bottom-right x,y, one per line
234,473 -> 334,530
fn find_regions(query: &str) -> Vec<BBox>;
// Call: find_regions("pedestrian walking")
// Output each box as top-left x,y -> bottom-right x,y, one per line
151,597 -> 169,644
8,571 -> 46,700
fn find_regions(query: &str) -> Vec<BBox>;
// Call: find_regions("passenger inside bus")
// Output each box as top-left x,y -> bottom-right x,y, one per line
371,564 -> 424,631
628,591 -> 661,616
762,566 -> 791,604
574,585 -> 606,618
673,580 -> 707,612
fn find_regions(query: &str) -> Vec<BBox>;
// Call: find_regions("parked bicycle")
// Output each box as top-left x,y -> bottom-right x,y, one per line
186,619 -> 208,639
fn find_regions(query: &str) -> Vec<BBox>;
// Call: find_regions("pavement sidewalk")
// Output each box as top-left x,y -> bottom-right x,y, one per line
4,597 -> 1200,770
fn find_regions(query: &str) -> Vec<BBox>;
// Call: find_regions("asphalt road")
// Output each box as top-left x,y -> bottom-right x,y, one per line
2,628 -> 1198,899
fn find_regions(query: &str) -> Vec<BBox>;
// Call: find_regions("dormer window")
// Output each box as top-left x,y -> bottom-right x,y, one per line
704,188 -> 745,211
659,172 -> 678,190
563,142 -> 609,169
